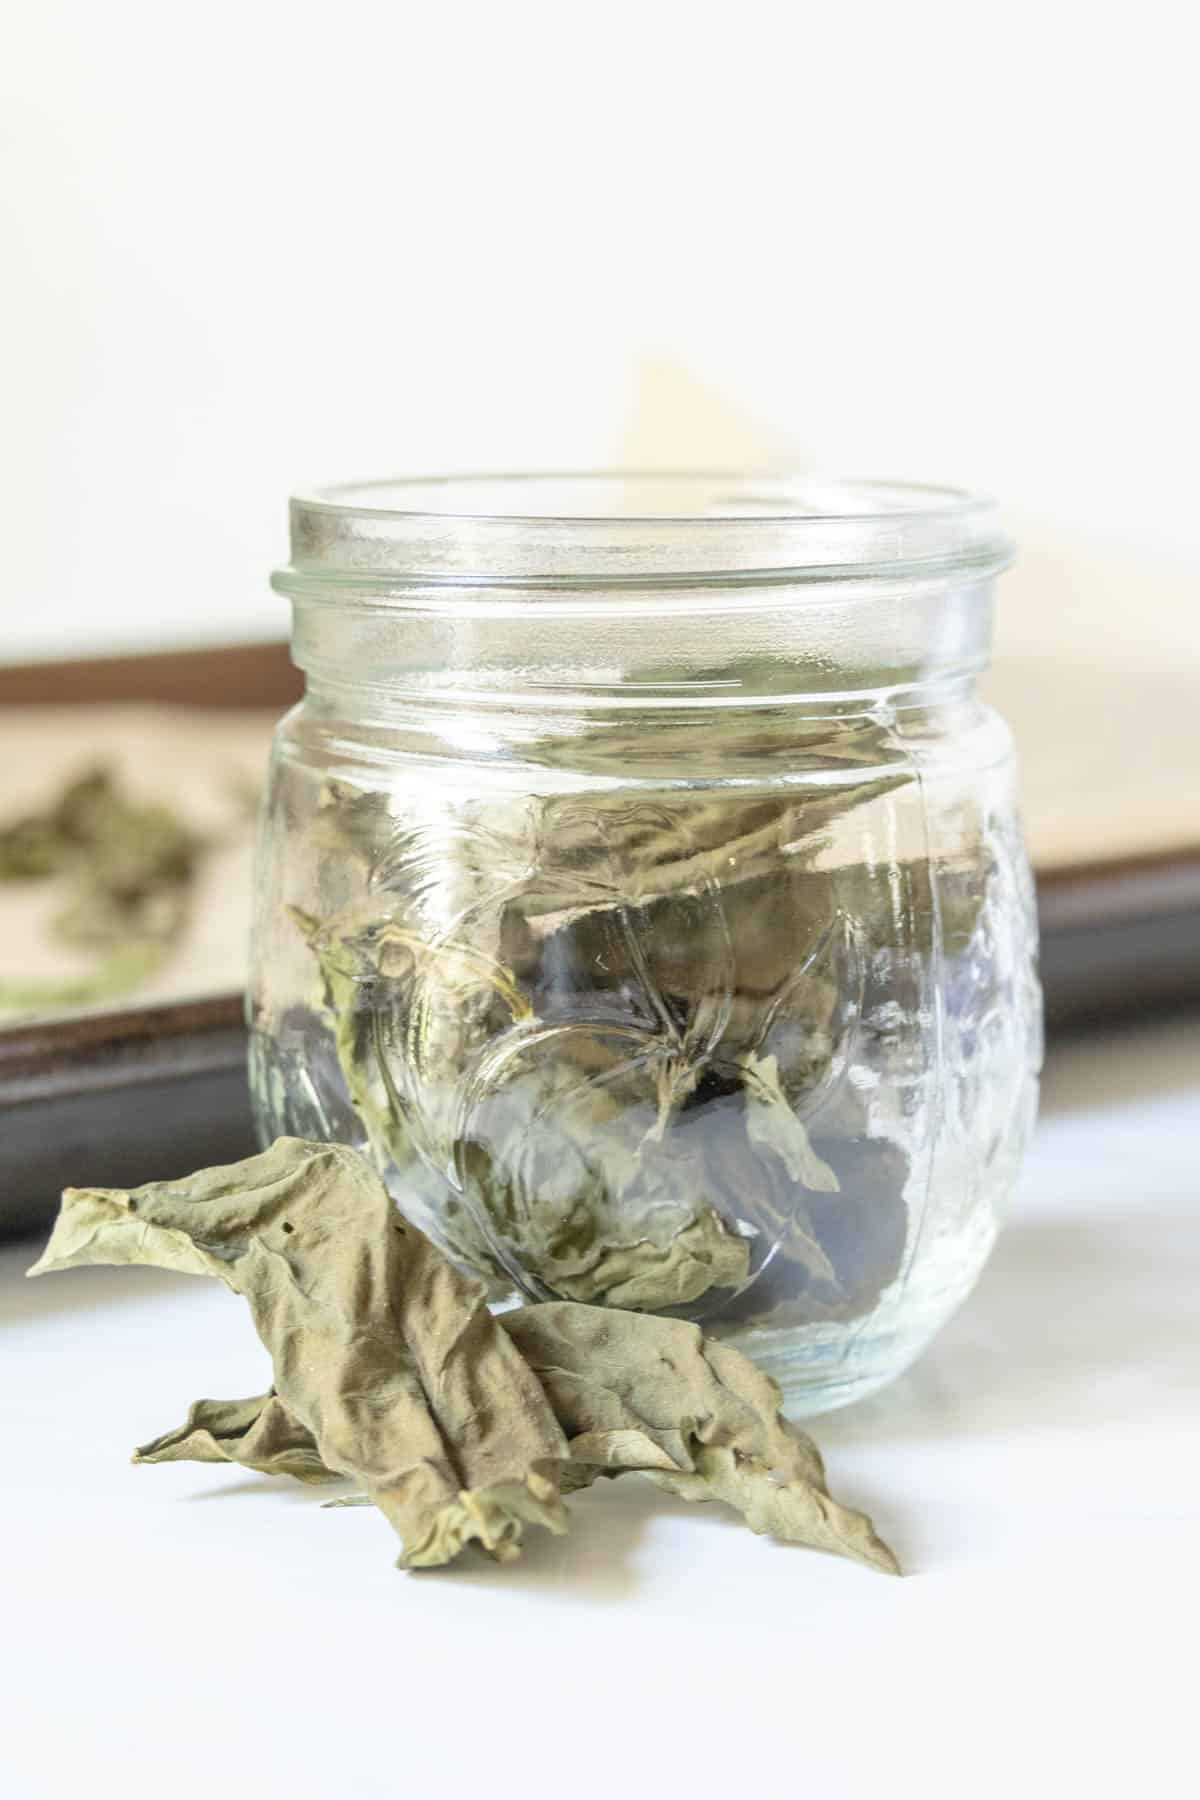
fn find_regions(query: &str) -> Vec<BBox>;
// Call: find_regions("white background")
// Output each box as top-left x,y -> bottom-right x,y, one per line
2,0 -> 1198,661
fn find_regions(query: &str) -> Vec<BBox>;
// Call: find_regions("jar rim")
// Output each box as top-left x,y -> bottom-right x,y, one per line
277,471 -> 1013,593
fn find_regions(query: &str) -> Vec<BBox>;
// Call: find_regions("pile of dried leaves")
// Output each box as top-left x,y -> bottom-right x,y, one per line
29,1138 -> 898,1575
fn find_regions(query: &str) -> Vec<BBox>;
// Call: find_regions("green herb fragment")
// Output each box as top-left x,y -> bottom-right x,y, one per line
541,1207 -> 751,1311
739,1051 -> 840,1194
29,1139 -> 899,1576
458,1123 -> 752,1312
133,1394 -> 337,1485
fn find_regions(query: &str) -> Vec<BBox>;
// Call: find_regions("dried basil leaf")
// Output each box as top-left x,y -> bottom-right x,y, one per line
134,1394 -> 337,1485
0,765 -> 240,1015
545,1207 -> 751,1310
28,1139 -> 570,1568
739,1051 -> 840,1195
503,1302 -> 898,1574
458,1110 -> 751,1312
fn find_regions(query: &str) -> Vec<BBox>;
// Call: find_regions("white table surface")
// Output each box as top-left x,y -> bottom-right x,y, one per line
4,1013 -> 1198,1800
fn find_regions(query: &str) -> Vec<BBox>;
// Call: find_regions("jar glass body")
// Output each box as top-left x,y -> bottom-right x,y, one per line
251,476 -> 1042,1415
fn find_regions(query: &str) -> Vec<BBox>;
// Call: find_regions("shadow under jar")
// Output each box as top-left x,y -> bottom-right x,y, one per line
252,473 -> 1042,1415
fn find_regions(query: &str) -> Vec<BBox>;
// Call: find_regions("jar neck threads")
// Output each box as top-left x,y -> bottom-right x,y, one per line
274,473 -> 1008,711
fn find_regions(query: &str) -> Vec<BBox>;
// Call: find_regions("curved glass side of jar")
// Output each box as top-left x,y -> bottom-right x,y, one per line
248,683 -> 1041,1416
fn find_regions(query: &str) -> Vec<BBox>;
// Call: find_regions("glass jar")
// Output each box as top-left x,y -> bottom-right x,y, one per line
251,474 -> 1041,1415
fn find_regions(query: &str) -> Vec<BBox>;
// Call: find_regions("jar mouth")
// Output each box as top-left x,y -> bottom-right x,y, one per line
277,471 -> 1013,593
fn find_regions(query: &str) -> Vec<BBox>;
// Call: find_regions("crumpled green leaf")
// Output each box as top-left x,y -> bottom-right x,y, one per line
28,1138 -> 570,1568
460,1117 -> 751,1312
546,1207 -> 751,1310
503,1302 -> 898,1574
133,1394 -> 337,1485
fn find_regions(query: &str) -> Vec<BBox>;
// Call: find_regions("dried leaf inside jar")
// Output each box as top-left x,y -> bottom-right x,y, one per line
284,707 -> 974,1328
